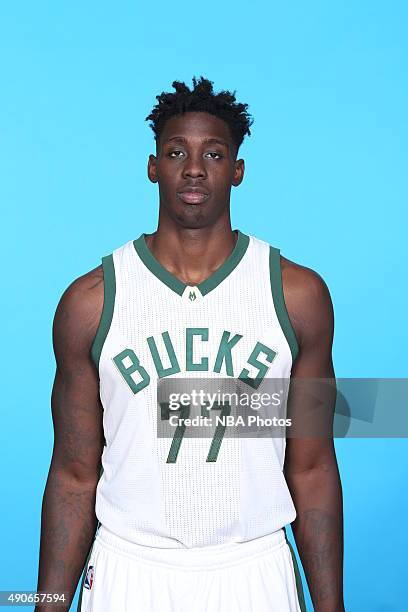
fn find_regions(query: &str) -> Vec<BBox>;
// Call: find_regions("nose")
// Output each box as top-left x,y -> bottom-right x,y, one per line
182,152 -> 207,179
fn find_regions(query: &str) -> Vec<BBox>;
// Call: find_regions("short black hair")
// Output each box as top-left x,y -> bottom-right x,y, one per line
145,76 -> 254,155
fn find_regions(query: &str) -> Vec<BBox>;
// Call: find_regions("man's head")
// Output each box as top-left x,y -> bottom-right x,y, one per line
145,76 -> 253,229
146,76 -> 253,157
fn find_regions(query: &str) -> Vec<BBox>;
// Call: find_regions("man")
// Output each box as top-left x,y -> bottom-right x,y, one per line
36,76 -> 344,611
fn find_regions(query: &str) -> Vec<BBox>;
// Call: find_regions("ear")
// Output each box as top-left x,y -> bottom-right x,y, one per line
232,158 -> 245,187
147,154 -> 158,184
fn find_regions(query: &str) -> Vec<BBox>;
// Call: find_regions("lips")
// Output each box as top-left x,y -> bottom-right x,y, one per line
177,187 -> 210,205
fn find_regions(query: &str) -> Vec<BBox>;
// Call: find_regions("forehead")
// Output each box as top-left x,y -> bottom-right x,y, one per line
159,112 -> 233,147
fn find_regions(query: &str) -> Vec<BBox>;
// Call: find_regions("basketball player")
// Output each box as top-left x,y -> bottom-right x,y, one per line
36,76 -> 344,611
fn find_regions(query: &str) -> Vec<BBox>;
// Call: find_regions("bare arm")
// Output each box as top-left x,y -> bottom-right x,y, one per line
282,260 -> 344,612
35,266 -> 105,611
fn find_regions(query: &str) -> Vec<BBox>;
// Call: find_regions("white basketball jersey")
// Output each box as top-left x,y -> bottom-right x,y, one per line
91,229 -> 299,548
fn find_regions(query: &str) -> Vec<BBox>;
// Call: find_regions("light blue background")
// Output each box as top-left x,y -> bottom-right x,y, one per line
1,2 -> 407,610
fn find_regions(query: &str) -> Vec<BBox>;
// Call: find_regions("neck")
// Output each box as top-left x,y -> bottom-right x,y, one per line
144,222 -> 238,286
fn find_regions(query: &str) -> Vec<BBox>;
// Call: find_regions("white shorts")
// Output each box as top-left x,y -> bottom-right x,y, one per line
78,524 -> 305,612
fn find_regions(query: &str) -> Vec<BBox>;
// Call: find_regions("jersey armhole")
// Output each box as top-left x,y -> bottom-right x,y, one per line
90,254 -> 116,370
269,246 -> 300,363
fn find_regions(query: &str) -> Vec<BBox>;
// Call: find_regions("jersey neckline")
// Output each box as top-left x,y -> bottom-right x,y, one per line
133,229 -> 250,297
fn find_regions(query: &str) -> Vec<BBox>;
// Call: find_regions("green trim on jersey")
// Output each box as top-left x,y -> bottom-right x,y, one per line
133,229 -> 250,297
91,254 -> 116,369
198,230 -> 250,295
269,246 -> 299,363
284,529 -> 307,612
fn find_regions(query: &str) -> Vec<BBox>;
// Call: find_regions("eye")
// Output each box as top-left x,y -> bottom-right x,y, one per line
205,152 -> 223,160
169,150 -> 184,158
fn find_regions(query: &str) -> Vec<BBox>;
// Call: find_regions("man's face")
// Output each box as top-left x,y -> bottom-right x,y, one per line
147,111 -> 244,229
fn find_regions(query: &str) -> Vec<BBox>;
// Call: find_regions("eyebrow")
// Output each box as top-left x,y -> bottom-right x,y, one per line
163,136 -> 230,149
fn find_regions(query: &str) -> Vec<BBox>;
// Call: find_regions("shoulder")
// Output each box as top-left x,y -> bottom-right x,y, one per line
280,254 -> 334,348
53,265 -> 104,361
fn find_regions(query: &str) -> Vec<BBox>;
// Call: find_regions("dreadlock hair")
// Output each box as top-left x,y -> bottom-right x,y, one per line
145,76 -> 254,156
